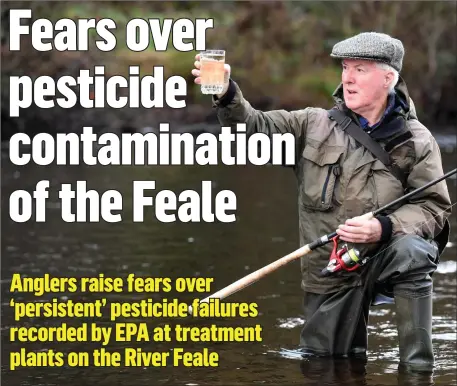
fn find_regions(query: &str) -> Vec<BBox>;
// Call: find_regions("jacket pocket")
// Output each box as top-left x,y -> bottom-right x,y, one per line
370,159 -> 404,210
300,145 -> 343,211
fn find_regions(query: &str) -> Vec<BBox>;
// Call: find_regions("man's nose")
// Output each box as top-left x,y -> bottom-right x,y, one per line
342,70 -> 354,84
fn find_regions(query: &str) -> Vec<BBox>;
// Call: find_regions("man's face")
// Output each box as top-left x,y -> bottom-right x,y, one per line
341,59 -> 390,112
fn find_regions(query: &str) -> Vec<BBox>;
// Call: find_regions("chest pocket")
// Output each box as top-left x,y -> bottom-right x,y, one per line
369,159 -> 405,210
300,145 -> 344,211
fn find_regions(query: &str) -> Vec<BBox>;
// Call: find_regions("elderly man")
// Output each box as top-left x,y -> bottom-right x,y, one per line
192,32 -> 451,369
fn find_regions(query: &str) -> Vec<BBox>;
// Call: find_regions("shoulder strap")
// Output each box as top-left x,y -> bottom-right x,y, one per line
328,108 -> 407,188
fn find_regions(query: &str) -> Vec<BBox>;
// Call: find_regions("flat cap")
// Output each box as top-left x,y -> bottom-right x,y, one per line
331,32 -> 404,72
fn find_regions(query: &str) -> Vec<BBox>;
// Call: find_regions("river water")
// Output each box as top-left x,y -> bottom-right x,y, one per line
1,131 -> 456,386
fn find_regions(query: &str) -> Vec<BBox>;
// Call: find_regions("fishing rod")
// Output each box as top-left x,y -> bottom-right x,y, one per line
190,168 -> 456,310
320,167 -> 457,276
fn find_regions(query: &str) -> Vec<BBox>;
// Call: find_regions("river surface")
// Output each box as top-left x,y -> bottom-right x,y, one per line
1,131 -> 456,386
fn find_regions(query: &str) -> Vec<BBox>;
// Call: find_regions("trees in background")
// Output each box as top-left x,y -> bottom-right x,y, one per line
2,1 -> 456,129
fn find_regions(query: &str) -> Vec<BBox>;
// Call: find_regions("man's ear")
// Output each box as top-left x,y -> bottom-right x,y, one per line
385,72 -> 394,88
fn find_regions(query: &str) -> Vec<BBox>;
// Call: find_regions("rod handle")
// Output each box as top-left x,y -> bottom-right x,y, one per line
188,244 -> 311,314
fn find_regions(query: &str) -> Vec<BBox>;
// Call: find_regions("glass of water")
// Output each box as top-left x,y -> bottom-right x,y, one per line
200,50 -> 225,94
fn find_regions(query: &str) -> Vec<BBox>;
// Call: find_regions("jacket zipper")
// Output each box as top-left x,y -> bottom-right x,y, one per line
321,165 -> 334,204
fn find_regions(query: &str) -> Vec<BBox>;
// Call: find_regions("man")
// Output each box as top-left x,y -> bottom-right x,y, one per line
192,32 -> 452,369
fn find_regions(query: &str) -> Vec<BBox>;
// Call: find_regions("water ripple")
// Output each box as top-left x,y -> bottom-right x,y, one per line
436,260 -> 457,274
277,317 -> 304,329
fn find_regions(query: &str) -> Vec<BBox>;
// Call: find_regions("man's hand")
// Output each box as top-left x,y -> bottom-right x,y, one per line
336,216 -> 382,243
191,53 -> 231,97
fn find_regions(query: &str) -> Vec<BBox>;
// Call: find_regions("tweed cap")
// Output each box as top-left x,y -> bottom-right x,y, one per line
331,32 -> 404,72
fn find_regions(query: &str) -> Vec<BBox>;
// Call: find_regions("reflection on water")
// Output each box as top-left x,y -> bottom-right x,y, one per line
277,317 -> 304,329
1,133 -> 456,385
435,260 -> 457,274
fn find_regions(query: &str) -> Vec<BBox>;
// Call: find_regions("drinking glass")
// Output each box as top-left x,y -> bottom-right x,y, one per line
200,50 -> 225,94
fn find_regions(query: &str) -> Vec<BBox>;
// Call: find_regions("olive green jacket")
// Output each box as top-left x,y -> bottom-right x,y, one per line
213,78 -> 452,294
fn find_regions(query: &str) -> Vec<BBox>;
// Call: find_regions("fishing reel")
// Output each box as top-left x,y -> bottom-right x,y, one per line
320,236 -> 361,277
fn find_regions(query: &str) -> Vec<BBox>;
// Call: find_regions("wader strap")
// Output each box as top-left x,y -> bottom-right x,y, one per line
328,108 -> 408,188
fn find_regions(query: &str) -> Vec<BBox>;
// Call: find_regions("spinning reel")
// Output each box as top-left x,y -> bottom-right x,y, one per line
320,236 -> 362,277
